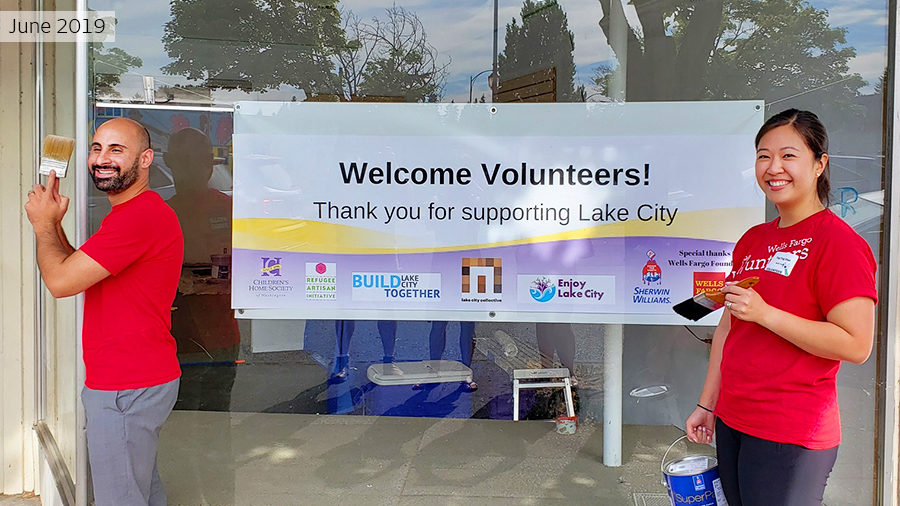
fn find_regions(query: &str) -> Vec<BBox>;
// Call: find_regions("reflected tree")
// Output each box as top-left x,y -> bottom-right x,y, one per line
597,0 -> 722,101
162,0 -> 344,95
597,0 -> 866,114
92,44 -> 143,97
498,0 -> 577,102
340,6 -> 449,102
336,11 -> 378,100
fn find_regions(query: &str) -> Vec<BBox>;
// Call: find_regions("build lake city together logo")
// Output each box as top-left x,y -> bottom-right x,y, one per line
351,272 -> 442,302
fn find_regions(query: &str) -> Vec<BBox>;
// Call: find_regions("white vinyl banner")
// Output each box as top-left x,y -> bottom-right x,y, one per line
233,101 -> 765,324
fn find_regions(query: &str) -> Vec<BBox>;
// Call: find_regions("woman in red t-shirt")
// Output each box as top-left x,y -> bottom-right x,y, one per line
685,109 -> 878,506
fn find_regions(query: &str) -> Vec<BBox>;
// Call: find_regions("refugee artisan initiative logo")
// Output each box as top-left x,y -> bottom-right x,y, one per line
461,257 -> 502,303
306,262 -> 336,300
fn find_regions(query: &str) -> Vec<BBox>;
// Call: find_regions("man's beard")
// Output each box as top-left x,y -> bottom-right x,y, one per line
90,158 -> 140,194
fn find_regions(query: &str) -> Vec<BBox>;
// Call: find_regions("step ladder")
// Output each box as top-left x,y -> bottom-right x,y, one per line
512,368 -> 575,421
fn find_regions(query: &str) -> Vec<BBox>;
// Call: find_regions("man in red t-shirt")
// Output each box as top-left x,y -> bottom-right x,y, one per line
25,117 -> 183,506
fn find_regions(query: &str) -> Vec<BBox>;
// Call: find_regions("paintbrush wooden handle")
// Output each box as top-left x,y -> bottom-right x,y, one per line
705,276 -> 759,305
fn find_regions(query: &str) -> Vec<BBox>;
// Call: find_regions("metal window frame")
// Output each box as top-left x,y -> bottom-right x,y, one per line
879,2 -> 900,505
75,0 -> 89,504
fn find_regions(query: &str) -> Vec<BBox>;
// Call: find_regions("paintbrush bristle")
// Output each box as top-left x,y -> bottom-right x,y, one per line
40,135 -> 75,177
672,297 -> 714,321
673,292 -> 722,321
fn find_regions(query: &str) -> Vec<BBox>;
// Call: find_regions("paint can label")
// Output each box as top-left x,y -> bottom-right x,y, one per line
555,416 -> 577,435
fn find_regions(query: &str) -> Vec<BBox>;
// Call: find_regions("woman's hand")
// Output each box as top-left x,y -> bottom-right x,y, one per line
686,406 -> 715,444
721,282 -> 771,324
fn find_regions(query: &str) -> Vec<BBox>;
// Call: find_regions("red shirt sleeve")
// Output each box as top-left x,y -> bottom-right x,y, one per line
80,205 -> 153,276
813,219 -> 878,316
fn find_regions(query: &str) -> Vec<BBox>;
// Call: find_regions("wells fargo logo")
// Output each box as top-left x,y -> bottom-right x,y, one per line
693,271 -> 726,296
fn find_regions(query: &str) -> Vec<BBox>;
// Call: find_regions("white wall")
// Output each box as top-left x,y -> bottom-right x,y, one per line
0,0 -> 38,494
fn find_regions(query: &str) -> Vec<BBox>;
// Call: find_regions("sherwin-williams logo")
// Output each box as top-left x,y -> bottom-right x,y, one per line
633,250 -> 669,304
261,257 -> 283,277
641,250 -> 661,284
693,474 -> 705,491
306,262 -> 336,300
530,276 -> 556,302
461,257 -> 502,303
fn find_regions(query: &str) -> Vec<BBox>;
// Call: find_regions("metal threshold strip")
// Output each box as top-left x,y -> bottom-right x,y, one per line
33,421 -> 76,506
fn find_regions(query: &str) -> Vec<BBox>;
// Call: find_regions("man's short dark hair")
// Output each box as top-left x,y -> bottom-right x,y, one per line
140,125 -> 152,152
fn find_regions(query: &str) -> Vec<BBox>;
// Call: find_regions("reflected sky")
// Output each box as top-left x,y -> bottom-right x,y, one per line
90,0 -> 888,103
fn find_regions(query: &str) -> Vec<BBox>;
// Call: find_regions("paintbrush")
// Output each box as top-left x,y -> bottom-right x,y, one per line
672,276 -> 760,321
39,135 -> 76,178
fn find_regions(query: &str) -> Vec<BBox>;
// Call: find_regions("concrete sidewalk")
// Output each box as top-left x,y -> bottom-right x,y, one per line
0,495 -> 39,506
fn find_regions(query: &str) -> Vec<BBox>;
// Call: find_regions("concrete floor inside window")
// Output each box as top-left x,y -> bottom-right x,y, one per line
159,411 -> 686,505
162,319 -> 871,505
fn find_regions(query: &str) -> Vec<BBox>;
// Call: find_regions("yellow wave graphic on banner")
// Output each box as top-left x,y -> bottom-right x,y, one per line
233,207 -> 760,254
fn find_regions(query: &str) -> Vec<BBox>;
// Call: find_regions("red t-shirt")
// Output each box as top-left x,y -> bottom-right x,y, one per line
716,209 -> 877,449
80,191 -> 184,390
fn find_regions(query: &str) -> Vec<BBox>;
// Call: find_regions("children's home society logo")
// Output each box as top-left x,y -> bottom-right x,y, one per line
306,262 -> 336,300
261,257 -> 282,276
248,257 -> 292,297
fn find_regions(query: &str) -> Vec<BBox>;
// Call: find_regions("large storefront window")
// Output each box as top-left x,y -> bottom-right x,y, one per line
85,1 -> 889,504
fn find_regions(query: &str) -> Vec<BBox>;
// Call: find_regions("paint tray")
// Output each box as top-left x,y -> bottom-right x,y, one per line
367,360 -> 473,386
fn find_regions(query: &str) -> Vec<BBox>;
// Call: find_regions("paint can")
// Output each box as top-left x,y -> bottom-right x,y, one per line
555,416 -> 577,435
661,435 -> 728,506
210,254 -> 231,281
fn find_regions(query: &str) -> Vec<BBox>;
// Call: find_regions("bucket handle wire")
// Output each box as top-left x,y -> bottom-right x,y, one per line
661,434 -> 689,474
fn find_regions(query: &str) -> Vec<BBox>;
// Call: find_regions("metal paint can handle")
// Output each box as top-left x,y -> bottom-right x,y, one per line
661,435 -> 689,485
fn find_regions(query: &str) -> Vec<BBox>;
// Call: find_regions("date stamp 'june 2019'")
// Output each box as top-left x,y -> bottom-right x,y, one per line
1,11 -> 115,42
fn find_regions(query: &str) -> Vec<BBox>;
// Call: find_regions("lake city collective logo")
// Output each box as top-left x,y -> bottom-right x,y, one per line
461,257 -> 502,303
306,262 -> 336,300
530,276 -> 557,302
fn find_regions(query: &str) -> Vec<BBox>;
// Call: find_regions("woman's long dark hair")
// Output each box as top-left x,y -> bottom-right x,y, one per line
755,109 -> 830,206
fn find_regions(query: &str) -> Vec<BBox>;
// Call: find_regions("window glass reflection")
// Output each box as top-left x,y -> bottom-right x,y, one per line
85,1 -> 888,505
